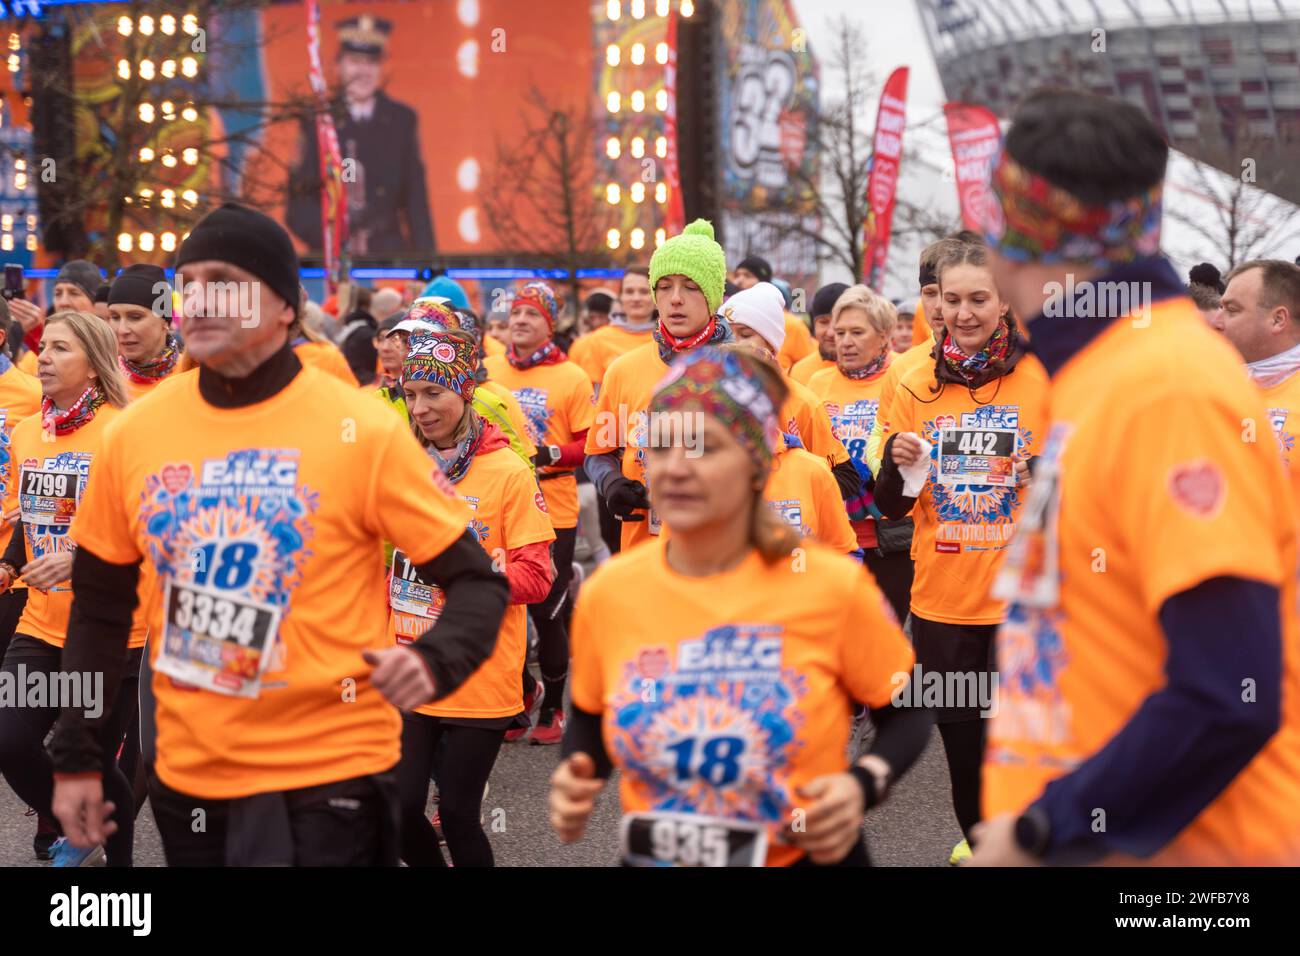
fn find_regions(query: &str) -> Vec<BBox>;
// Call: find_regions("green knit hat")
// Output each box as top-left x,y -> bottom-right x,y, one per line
649,219 -> 727,314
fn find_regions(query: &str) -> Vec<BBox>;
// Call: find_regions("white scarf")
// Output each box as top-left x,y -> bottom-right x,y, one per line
1247,341 -> 1300,389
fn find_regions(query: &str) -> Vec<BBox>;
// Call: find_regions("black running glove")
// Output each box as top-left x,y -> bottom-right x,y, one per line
604,476 -> 650,521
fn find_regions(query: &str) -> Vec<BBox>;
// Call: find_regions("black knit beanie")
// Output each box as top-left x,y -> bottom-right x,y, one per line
109,263 -> 172,316
811,282 -> 850,319
736,255 -> 773,284
54,260 -> 103,300
174,203 -> 300,310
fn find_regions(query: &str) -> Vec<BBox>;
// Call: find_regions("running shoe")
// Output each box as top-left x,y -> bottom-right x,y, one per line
948,839 -> 972,866
49,837 -> 101,868
30,809 -> 57,861
505,678 -> 544,742
530,708 -> 565,746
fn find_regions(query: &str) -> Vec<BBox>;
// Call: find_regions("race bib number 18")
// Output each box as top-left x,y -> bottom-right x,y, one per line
156,578 -> 282,699
620,811 -> 768,867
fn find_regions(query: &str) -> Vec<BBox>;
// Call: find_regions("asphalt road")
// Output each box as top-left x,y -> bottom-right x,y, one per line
0,722 -> 961,868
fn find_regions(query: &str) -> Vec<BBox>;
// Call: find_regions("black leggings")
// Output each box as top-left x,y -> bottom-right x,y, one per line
398,713 -> 502,867
0,589 -> 28,662
864,550 -> 914,628
525,526 -> 576,714
909,616 -> 996,843
0,634 -> 141,866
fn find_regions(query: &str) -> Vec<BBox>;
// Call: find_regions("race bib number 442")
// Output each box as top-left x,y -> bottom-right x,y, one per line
937,427 -> 1016,487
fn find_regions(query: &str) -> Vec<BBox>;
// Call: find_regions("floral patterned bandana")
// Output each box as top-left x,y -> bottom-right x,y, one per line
429,411 -> 487,485
940,321 -> 1011,386
42,384 -> 105,436
984,148 -> 1163,268
839,344 -> 890,381
402,330 -> 479,401
651,346 -> 781,473
119,333 -> 180,384
507,339 -> 567,370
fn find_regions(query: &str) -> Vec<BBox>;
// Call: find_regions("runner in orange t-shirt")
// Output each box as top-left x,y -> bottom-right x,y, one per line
874,238 -> 1048,865
789,283 -> 846,386
107,264 -> 183,402
392,329 -> 554,866
551,346 -> 932,866
485,280 -> 595,744
973,90 -> 1300,866
585,221 -> 734,553
0,312 -> 145,868
47,204 -> 507,868
808,287 -> 915,625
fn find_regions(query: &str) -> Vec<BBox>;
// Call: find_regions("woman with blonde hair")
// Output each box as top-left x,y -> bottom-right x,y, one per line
551,346 -> 932,867
807,286 -> 914,623
0,310 -> 146,867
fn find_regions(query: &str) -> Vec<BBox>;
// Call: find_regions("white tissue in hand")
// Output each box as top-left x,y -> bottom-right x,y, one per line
898,434 -> 933,497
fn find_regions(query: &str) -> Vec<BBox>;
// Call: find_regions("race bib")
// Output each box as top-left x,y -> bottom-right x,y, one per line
19,465 -> 80,528
389,548 -> 445,644
621,811 -> 767,867
156,578 -> 282,698
937,427 -> 1016,487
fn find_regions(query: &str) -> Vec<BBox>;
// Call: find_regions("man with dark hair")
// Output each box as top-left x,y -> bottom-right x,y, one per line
971,89 -> 1300,866
733,255 -> 772,289
286,15 -> 435,255
790,282 -> 847,386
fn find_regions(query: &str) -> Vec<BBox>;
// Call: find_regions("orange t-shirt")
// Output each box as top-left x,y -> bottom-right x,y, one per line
70,367 -> 470,800
986,299 -> 1300,865
570,539 -> 912,866
866,339 -> 933,478
0,364 -> 42,560
782,376 -> 850,470
483,354 -> 595,529
479,379 -> 538,459
1261,370 -> 1300,513
808,359 -> 894,549
16,349 -> 37,377
8,406 -> 148,649
484,335 -> 507,358
882,356 -> 1048,625
294,340 -> 359,387
584,341 -> 672,551
569,325 -> 655,387
765,445 -> 857,553
776,312 -> 816,373
790,351 -> 833,387
390,444 -> 554,719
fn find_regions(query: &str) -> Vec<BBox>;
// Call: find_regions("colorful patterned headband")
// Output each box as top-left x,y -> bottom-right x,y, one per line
402,330 -> 478,401
406,296 -> 460,331
651,347 -> 781,472
511,281 -> 559,329
984,149 -> 1163,267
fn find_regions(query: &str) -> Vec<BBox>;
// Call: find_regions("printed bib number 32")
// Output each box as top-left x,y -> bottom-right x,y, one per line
938,427 -> 1016,487
621,811 -> 768,867
157,578 -> 282,699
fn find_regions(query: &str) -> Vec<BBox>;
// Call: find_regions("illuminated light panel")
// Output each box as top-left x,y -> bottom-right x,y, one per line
138,232 -> 155,252
630,182 -> 645,203
606,228 -> 621,249
161,231 -> 177,252
605,137 -> 621,159
139,15 -> 154,36
117,16 -> 132,36
161,15 -> 176,35
181,57 -> 198,78
606,91 -> 621,113
605,183 -> 621,204
656,42 -> 668,64
656,182 -> 667,203
162,59 -> 177,78
118,232 -> 133,253
631,43 -> 644,65
631,137 -> 645,158
681,0 -> 695,16
139,103 -> 155,122
117,59 -> 130,79
139,147 -> 155,162
630,90 -> 645,112
139,59 -> 155,81
606,44 -> 620,67
606,0 -> 621,20
656,89 -> 668,111
631,0 -> 645,18
655,136 -> 667,158
630,228 -> 645,249
655,228 -> 666,247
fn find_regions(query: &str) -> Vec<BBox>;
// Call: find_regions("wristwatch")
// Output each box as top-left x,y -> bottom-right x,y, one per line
545,444 -> 562,466
851,754 -> 891,807
1014,803 -> 1052,858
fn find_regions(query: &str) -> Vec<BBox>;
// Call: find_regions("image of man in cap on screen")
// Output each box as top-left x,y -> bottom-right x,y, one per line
287,14 -> 436,255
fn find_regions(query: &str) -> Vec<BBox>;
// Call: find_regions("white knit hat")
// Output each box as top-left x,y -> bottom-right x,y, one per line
719,281 -> 786,353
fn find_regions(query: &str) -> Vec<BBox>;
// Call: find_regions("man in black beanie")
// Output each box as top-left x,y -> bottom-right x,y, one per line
790,281 -> 849,386
49,202 -> 506,867
52,259 -> 102,314
733,254 -> 773,290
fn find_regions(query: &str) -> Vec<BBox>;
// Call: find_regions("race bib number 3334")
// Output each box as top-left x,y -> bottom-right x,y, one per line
156,579 -> 282,699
